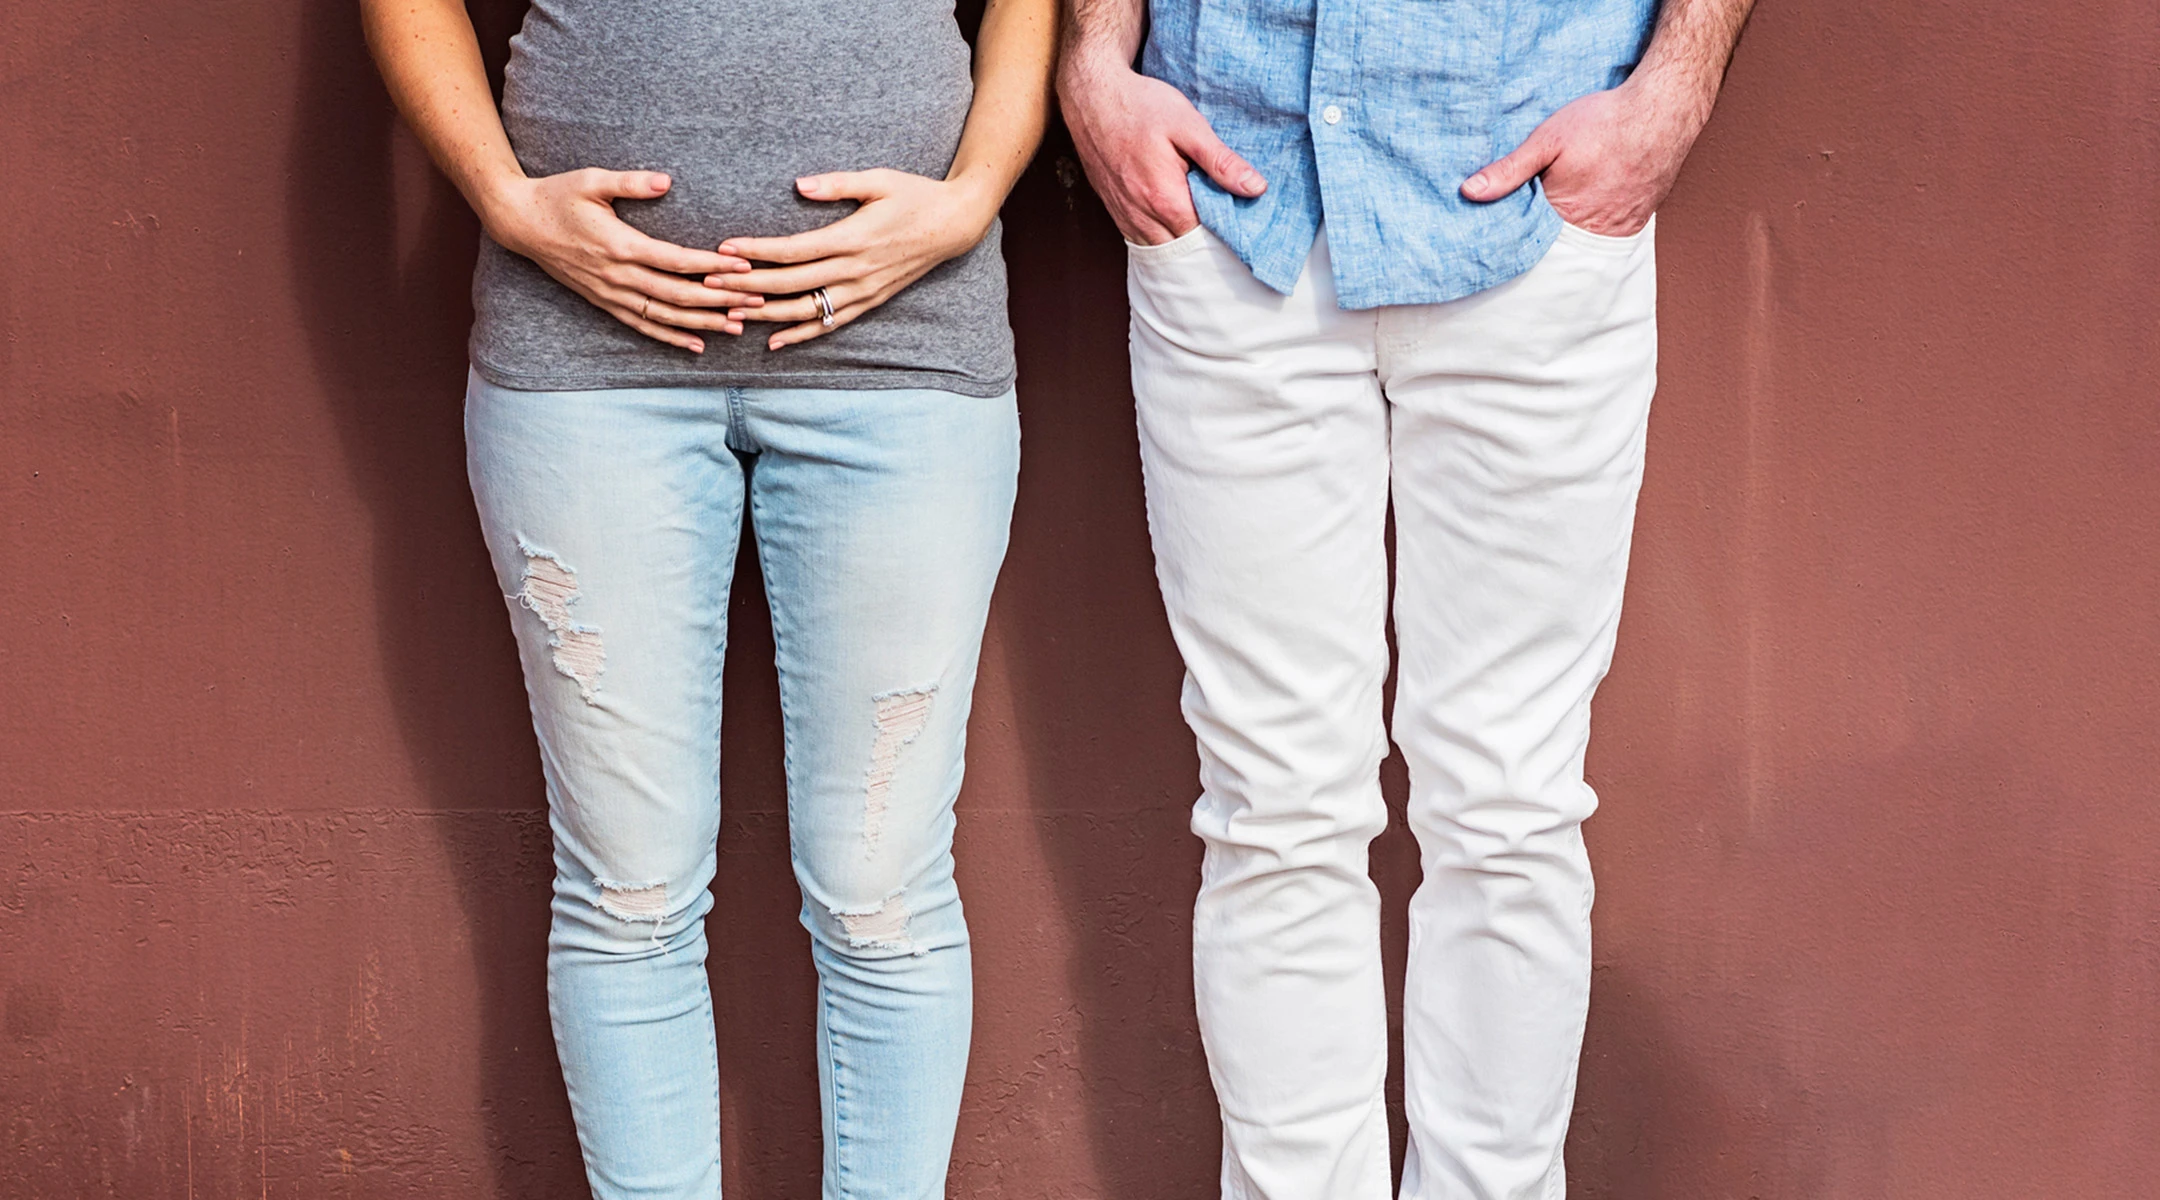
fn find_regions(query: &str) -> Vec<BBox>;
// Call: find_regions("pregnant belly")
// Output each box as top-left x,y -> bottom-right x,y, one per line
499,0 -> 973,247
501,104 -> 968,250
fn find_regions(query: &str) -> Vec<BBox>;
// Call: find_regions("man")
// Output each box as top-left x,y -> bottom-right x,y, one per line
1058,1 -> 1754,1197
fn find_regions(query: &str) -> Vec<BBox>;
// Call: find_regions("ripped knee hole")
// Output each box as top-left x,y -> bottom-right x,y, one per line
595,880 -> 667,923
833,892 -> 915,953
512,541 -> 604,703
862,686 -> 936,852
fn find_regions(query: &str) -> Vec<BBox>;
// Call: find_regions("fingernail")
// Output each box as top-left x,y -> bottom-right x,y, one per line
718,242 -> 739,255
689,340 -> 704,353
728,310 -> 746,321
796,177 -> 820,194
1466,173 -> 1488,192
726,324 -> 743,335
652,173 -> 671,189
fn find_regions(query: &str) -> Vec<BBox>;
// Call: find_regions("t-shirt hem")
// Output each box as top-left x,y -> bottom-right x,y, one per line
468,354 -> 1017,399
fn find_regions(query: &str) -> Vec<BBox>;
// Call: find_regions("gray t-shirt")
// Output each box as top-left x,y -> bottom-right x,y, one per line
470,0 -> 1015,397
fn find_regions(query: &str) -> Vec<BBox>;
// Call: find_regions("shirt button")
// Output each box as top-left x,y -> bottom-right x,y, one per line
1321,104 -> 1343,126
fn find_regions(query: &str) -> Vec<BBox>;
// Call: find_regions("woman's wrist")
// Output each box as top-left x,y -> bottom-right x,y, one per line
939,166 -> 1010,248
469,170 -> 538,249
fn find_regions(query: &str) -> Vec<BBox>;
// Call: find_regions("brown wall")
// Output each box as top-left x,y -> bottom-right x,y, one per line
5,1 -> 2157,1196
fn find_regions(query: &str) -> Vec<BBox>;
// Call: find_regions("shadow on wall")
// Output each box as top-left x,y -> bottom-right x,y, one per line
982,132 -> 1224,1195
284,1 -> 584,1193
285,4 -> 831,1195
985,131 -> 1432,1194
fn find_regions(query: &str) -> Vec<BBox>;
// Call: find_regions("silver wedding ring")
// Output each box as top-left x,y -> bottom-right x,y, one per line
812,287 -> 835,328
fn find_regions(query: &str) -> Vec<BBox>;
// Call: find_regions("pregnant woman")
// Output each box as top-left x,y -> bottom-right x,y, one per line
361,1 -> 1052,1196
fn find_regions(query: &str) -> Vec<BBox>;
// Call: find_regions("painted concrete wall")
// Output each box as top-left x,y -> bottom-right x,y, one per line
4,1 -> 2155,1195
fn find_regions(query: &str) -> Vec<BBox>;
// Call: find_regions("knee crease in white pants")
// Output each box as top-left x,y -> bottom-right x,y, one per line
512,540 -> 605,703
833,891 -> 916,954
862,686 -> 936,854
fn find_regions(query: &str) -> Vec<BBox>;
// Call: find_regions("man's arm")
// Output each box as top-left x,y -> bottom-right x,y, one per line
1461,0 -> 1758,235
1058,0 -> 1266,245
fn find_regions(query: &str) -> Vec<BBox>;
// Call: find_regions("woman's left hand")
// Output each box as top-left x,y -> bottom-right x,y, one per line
706,169 -> 997,349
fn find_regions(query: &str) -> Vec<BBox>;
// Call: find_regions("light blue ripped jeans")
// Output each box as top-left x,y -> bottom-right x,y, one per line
464,369 -> 1019,1200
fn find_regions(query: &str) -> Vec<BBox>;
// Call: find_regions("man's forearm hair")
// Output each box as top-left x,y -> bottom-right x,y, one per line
1636,0 -> 1758,117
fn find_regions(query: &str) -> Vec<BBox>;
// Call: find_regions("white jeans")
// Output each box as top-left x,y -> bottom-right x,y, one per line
1128,220 -> 1658,1200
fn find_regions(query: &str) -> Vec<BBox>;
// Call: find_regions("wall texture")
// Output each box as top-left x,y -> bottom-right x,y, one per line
4,1 -> 2156,1196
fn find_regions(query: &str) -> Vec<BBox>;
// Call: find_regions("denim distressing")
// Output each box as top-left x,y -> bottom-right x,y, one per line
465,370 -> 1019,1200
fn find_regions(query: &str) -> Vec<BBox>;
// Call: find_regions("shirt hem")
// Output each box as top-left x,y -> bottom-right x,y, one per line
468,355 -> 1017,399
1330,207 -> 1566,311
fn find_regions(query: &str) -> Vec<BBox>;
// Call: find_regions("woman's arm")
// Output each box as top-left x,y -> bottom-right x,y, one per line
705,0 -> 1059,349
943,0 -> 1063,223
359,0 -> 762,352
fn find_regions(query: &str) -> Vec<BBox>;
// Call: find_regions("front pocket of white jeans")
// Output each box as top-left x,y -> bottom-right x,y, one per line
1124,222 -> 1212,264
1556,213 -> 1655,253
1123,224 -> 1252,356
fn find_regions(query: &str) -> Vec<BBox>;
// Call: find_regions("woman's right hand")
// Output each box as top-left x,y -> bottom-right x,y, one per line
483,168 -> 760,354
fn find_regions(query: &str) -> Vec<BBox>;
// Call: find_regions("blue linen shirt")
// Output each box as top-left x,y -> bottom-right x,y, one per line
1143,0 -> 1657,309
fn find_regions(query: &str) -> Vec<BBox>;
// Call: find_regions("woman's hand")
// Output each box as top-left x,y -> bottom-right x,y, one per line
708,0 -> 1053,350
483,168 -> 765,354
704,170 -> 999,350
